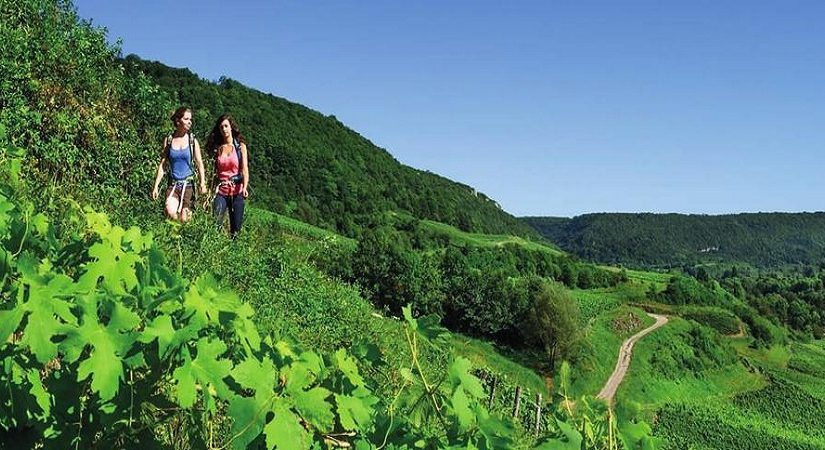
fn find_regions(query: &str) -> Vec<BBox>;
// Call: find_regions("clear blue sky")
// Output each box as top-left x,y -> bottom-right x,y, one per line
75,0 -> 825,217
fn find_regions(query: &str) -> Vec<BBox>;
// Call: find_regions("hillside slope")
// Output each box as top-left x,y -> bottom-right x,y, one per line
126,56 -> 539,239
524,212 -> 825,268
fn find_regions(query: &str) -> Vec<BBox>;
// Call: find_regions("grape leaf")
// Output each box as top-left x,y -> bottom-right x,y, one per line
476,407 -> 515,449
172,338 -> 233,411
138,314 -> 176,359
229,395 -> 267,450
182,274 -> 242,327
20,274 -> 78,363
264,398 -> 309,450
334,348 -> 364,388
0,306 -> 24,343
26,368 -> 51,416
0,195 -> 15,233
78,236 -> 141,294
336,386 -> 378,432
67,298 -> 139,401
451,387 -> 474,432
448,357 -> 484,399
284,352 -> 323,395
233,302 -> 261,354
173,347 -> 197,408
293,386 -> 334,432
231,356 -> 277,400
534,418 -> 582,450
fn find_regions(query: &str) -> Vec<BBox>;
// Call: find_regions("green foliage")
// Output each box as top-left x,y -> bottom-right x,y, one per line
522,280 -> 580,372
0,177 -> 529,449
0,0 -> 173,222
678,306 -> 741,335
570,290 -> 621,326
636,302 -> 742,334
732,378 -> 825,438
343,221 -> 620,352
657,275 -> 732,306
734,304 -> 786,348
648,321 -> 736,378
787,342 -> 825,379
722,268 -> 825,338
524,212 -> 825,269
654,402 -> 824,450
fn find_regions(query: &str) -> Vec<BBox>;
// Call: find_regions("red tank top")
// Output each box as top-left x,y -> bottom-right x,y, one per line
216,147 -> 242,196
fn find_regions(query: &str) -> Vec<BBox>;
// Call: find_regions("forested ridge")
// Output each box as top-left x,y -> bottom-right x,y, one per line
2,1 -> 824,448
126,56 -> 539,239
524,212 -> 825,268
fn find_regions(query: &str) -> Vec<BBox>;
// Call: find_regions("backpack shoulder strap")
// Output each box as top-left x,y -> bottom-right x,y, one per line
233,138 -> 243,169
187,132 -> 196,173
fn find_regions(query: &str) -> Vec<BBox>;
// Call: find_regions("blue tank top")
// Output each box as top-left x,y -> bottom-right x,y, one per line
169,142 -> 193,181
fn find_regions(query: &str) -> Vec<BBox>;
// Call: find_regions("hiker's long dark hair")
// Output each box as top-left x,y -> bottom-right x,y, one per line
206,114 -> 246,156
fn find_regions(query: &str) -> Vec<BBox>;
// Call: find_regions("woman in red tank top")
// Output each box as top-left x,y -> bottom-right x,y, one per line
206,114 -> 250,236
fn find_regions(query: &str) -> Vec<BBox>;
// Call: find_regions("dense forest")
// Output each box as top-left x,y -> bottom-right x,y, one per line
524,212 -> 825,268
126,56 -> 539,239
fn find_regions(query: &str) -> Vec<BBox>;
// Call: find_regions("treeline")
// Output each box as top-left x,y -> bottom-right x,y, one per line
652,274 -> 787,347
126,56 -> 539,239
652,264 -> 825,345
317,216 -> 626,368
717,266 -> 825,339
524,212 -> 825,269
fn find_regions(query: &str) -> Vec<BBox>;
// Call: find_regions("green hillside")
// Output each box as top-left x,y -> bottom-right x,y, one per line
3,1 -> 824,448
126,55 -> 540,240
524,212 -> 825,268
0,2 -> 634,447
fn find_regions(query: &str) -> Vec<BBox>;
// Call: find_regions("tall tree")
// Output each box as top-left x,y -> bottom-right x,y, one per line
522,279 -> 580,371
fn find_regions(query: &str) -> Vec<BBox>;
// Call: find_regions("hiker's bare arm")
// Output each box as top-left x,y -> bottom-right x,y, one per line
194,138 -> 207,194
241,143 -> 249,198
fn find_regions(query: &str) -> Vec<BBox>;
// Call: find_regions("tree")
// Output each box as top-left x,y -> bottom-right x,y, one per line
522,279 -> 580,371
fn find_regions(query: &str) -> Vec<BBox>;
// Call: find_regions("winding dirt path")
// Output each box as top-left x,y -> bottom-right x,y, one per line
596,313 -> 669,404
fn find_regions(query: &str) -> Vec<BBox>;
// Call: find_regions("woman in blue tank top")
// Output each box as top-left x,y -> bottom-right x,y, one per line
151,106 -> 207,223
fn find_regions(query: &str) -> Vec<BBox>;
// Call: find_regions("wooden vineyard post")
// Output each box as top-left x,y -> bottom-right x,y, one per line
513,386 -> 522,419
488,376 -> 497,410
534,393 -> 543,437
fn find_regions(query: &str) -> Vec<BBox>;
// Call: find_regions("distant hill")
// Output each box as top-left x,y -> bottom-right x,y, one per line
523,212 -> 825,268
125,56 -> 539,239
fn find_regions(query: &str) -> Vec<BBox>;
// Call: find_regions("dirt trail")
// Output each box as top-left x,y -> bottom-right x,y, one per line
596,313 -> 669,404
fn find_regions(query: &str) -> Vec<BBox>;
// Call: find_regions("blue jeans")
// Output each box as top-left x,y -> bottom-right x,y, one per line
213,194 -> 245,236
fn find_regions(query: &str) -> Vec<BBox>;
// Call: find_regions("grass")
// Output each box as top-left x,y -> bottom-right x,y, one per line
450,334 -> 549,397
568,304 -> 656,398
419,219 -> 563,255
654,400 -> 825,450
569,289 -> 621,326
622,268 -> 671,290
616,318 -> 764,418
731,339 -> 792,368
247,206 -> 356,249
618,318 -> 825,448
